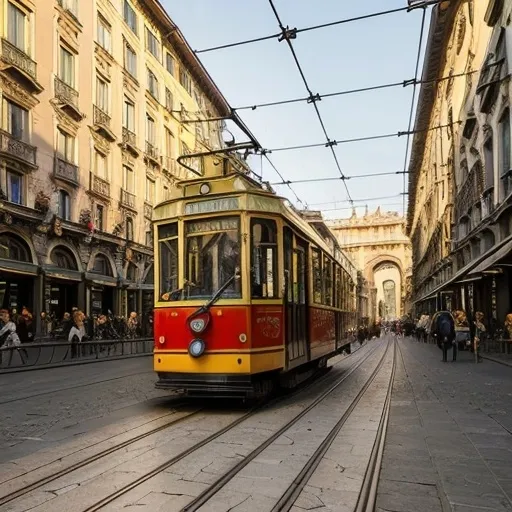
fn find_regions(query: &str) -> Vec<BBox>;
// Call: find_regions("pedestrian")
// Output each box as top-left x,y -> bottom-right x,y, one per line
0,309 -> 27,365
474,311 -> 486,363
431,311 -> 456,362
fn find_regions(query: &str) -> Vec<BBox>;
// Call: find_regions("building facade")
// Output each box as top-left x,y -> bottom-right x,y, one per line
0,0 -> 229,332
328,208 -> 412,322
408,0 -> 512,330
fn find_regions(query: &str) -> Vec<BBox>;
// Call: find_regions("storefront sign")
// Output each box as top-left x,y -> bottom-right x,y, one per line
185,197 -> 239,215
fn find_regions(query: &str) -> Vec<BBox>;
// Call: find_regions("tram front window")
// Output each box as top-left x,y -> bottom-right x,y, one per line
185,216 -> 241,299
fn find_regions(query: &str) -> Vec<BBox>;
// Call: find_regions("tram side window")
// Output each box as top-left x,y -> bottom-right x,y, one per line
324,255 -> 333,307
158,223 -> 178,301
335,265 -> 342,309
251,218 -> 278,298
312,248 -> 323,304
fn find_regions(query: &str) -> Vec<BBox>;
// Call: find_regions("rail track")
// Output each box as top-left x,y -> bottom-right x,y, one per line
81,341 -> 388,512
0,340 -> 383,512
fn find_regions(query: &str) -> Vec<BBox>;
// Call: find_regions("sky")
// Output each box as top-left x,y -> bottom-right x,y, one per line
162,0 -> 431,219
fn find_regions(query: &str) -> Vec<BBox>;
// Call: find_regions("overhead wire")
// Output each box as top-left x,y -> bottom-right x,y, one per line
194,0 -> 448,54
267,0 -> 352,203
233,70 -> 477,112
264,122 -> 460,154
271,170 -> 408,186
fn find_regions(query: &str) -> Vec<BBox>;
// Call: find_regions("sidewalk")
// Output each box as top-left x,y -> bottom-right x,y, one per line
376,338 -> 512,512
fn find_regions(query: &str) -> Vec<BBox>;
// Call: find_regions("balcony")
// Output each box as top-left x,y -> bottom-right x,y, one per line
121,127 -> 139,156
93,106 -> 116,142
145,141 -> 160,164
120,188 -> 136,210
89,172 -> 110,199
0,130 -> 37,169
144,201 -> 153,219
0,38 -> 42,93
54,77 -> 84,121
54,157 -> 79,186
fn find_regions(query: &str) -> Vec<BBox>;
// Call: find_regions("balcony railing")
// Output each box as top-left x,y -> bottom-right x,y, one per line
93,105 -> 111,128
501,170 -> 512,201
122,127 -> 137,148
90,172 -> 110,198
145,141 -> 159,161
54,76 -> 79,109
1,38 -> 37,81
0,130 -> 36,167
54,157 -> 79,185
121,188 -> 136,209
144,201 -> 153,219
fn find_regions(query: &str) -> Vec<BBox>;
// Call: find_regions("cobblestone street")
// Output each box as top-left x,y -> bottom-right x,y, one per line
0,338 -> 511,511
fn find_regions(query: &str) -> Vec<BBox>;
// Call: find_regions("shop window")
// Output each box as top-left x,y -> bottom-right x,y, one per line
312,248 -> 322,304
250,218 -> 278,298
91,254 -> 112,276
0,233 -> 31,262
50,246 -> 77,270
58,190 -> 71,220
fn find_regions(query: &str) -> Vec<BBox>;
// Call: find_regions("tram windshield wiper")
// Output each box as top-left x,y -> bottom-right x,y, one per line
196,269 -> 241,315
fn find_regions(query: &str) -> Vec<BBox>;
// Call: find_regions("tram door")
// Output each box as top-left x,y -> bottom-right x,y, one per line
284,227 -> 309,366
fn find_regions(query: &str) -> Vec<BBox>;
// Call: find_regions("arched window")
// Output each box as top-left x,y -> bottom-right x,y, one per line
0,233 -> 31,262
482,230 -> 495,252
91,254 -> 113,276
50,246 -> 78,270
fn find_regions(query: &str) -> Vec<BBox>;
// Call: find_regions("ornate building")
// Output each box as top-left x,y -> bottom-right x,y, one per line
328,208 -> 413,322
408,0 -> 512,327
0,0 -> 230,331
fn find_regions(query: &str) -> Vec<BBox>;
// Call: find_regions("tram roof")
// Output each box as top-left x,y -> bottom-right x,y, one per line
153,173 -> 358,280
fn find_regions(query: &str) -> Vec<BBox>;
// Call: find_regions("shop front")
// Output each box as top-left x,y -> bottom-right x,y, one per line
0,232 -> 39,315
85,253 -> 118,318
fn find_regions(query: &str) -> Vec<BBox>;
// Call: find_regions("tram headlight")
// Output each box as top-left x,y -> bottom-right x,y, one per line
188,312 -> 210,334
189,338 -> 206,358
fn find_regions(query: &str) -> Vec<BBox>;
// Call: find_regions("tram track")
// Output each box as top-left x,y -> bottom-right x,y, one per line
80,341 -> 387,512
0,404 -> 200,507
181,339 -> 395,512
0,341 -> 380,512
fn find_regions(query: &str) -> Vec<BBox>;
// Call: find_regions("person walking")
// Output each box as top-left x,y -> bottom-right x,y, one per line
431,311 -> 456,362
474,311 -> 486,363
0,309 -> 27,365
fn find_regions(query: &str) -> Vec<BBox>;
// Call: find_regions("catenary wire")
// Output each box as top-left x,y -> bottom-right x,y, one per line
232,70 -> 477,112
263,153 -> 307,207
194,0 -> 449,54
402,7 -> 428,213
271,170 -> 409,185
267,0 -> 352,203
264,122 -> 460,153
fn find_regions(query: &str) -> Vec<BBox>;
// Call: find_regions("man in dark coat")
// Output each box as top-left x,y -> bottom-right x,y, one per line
431,311 -> 456,362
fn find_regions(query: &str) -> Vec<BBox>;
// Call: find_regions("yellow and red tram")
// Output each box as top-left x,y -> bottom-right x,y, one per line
152,158 -> 358,398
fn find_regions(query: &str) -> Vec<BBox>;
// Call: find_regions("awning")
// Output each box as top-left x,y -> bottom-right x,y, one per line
0,259 -> 39,276
467,238 -> 512,276
413,233 -> 512,304
43,266 -> 83,282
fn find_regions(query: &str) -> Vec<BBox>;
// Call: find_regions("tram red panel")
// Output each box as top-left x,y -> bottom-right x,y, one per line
154,306 -> 250,351
250,305 -> 285,349
309,307 -> 336,358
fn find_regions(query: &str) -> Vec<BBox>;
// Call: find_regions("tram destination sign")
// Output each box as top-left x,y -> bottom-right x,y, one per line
185,197 -> 239,215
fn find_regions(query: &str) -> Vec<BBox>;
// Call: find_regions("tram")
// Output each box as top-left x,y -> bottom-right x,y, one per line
152,151 -> 358,398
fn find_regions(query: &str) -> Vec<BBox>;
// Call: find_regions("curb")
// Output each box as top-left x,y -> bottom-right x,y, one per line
0,353 -> 152,375
480,354 -> 512,368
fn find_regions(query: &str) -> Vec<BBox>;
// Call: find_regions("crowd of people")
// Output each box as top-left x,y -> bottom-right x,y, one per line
0,306 -> 153,365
